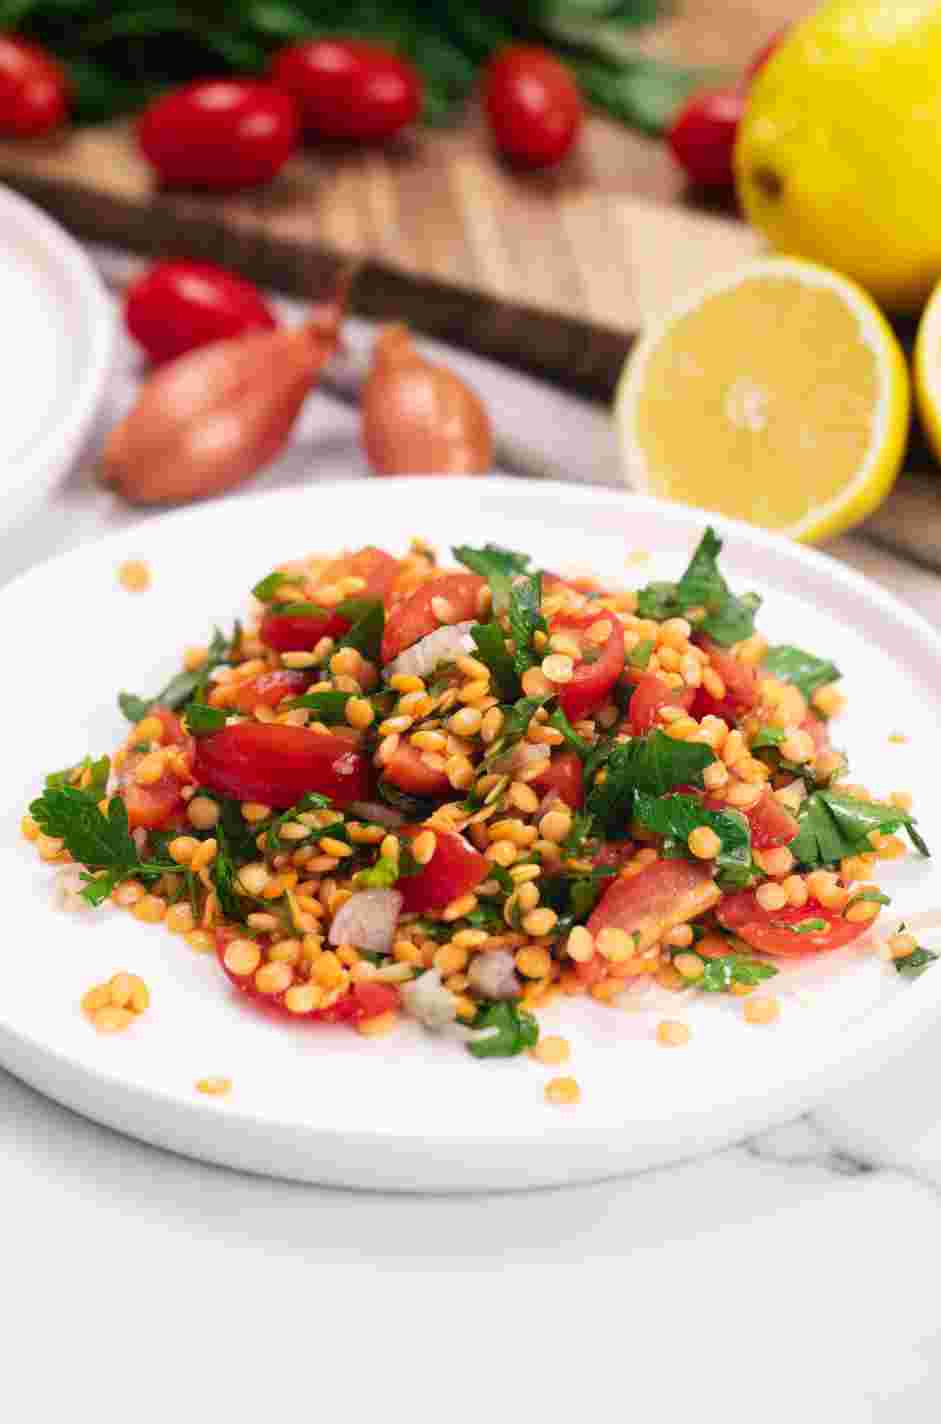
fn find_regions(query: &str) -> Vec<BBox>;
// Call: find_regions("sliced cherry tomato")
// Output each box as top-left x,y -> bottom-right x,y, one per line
718,892 -> 873,955
691,637 -> 759,724
216,931 -> 399,1022
588,859 -> 718,943
124,260 -> 277,366
323,545 -> 401,603
194,722 -> 369,807
802,713 -> 831,755
381,572 -> 485,663
551,612 -> 625,723
383,740 -> 450,798
229,669 -> 310,715
531,749 -> 584,810
118,706 -> 194,830
0,36 -> 68,136
270,40 -> 422,143
627,673 -> 695,735
398,828 -> 489,913
667,85 -> 745,189
349,981 -> 402,1019
704,786 -> 799,850
484,46 -> 582,168
260,547 -> 399,653
138,80 -> 299,191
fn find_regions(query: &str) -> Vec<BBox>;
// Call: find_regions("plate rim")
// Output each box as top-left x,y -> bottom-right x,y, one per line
3,476 -> 941,1190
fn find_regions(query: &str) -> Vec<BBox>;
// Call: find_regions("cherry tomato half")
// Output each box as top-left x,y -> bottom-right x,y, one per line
398,828 -> 489,913
703,786 -> 798,850
217,929 -> 401,1022
138,80 -> 299,191
118,707 -> 194,830
531,749 -> 584,810
125,260 -> 277,366
581,859 -> 719,984
691,637 -> 759,723
718,892 -> 874,955
0,36 -> 68,137
193,721 -> 369,807
270,40 -> 422,143
260,547 -> 401,654
483,46 -> 582,168
381,571 -> 485,664
228,669 -> 310,716
667,85 -> 745,189
383,741 -> 450,799
627,673 -> 695,735
551,612 -> 626,724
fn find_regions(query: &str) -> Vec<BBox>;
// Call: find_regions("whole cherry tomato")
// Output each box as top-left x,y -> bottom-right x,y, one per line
483,46 -> 582,168
138,80 -> 299,191
270,40 -> 422,142
125,260 -> 277,366
0,36 -> 68,136
747,27 -> 789,82
667,86 -> 746,189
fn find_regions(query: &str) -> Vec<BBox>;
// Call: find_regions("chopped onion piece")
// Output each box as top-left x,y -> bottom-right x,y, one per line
467,950 -> 520,1000
384,621 -> 475,682
327,889 -> 402,954
400,968 -> 459,1030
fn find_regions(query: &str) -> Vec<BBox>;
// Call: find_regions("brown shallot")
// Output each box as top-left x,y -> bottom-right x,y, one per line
103,278 -> 350,504
361,324 -> 493,476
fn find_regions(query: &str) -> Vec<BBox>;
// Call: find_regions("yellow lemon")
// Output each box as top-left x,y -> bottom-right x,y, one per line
614,257 -> 910,542
736,0 -> 941,313
914,280 -> 941,465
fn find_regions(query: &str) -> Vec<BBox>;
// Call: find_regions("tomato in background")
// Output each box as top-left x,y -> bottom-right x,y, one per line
484,46 -> 582,168
138,80 -> 299,190
271,40 -> 421,142
125,260 -> 277,365
0,36 -> 68,136
667,86 -> 745,189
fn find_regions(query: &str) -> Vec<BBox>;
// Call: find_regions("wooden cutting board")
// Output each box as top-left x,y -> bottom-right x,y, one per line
0,0 -> 935,567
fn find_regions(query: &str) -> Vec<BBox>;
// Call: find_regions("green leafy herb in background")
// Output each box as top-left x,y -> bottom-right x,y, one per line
635,528 -> 761,647
453,543 -> 530,615
790,790 -> 929,868
118,625 -> 234,722
763,645 -> 841,702
471,621 -> 519,702
2,1 -> 704,132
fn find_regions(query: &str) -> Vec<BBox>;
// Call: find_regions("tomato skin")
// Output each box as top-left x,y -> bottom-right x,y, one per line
667,86 -> 745,189
138,80 -> 299,191
484,46 -> 582,168
552,612 -> 626,723
588,859 -> 718,942
125,260 -> 277,365
323,546 -> 401,603
398,829 -> 489,913
260,608 -> 348,653
194,721 -> 369,807
118,706 -> 194,830
531,750 -> 584,810
627,673 -> 695,735
270,40 -> 421,143
802,713 -> 831,755
0,37 -> 68,137
217,930 -> 399,1022
383,741 -> 450,798
381,572 -> 485,663
705,787 -> 798,850
229,668 -> 310,715
718,892 -> 873,955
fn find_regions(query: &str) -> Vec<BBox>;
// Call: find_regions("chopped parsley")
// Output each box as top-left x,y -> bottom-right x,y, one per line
353,857 -> 400,889
282,689 -> 355,723
507,571 -> 548,676
635,528 -> 761,646
183,703 -> 227,736
790,790 -> 929,867
28,784 -> 177,907
587,730 -> 713,836
467,1000 -> 539,1058
452,543 -> 531,615
627,638 -> 655,670
763,645 -> 841,702
895,944 -> 940,978
633,792 -> 754,885
470,620 -> 519,701
45,754 -> 110,800
334,598 -> 384,662
698,955 -> 778,993
118,624 -> 235,722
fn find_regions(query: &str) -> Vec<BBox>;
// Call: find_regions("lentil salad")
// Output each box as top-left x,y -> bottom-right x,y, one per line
24,529 -> 932,1061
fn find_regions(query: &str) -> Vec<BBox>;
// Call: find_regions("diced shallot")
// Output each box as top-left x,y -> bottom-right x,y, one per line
327,888 -> 402,954
383,621 -> 475,682
400,968 -> 459,1030
466,950 -> 521,1000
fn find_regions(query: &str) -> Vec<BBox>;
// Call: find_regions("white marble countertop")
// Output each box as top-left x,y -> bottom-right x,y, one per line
3,251 -> 941,1421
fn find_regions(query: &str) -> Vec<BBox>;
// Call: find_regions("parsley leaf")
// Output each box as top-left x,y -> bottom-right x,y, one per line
791,790 -> 929,867
763,645 -> 841,701
119,625 -> 234,722
627,638 -> 655,670
698,955 -> 778,993
467,1001 -> 539,1059
587,731 -> 713,836
548,706 -> 592,760
45,754 -> 110,800
470,620 -> 519,701
211,830 -> 244,920
507,571 -> 548,676
750,725 -> 786,751
29,785 -> 178,907
784,917 -> 828,935
376,779 -> 440,820
896,945 -> 940,978
483,695 -> 550,768
184,703 -> 227,736
335,598 -> 384,662
633,793 -> 753,883
452,543 -> 531,615
282,690 -> 354,724
634,528 -> 761,646
252,570 -> 292,603
561,810 -> 595,857
353,856 -> 400,889
262,792 -> 334,852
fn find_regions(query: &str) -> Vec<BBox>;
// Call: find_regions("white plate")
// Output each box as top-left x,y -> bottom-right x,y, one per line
0,186 -> 113,530
2,479 -> 940,1192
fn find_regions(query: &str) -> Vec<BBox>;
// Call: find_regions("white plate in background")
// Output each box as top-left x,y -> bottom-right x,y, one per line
0,185 -> 113,530
0,478 -> 939,1192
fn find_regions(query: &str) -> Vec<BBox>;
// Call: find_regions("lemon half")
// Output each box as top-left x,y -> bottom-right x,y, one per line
914,280 -> 941,468
614,258 -> 910,542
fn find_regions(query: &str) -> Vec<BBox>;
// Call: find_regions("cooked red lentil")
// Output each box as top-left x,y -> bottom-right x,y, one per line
29,529 -> 931,1065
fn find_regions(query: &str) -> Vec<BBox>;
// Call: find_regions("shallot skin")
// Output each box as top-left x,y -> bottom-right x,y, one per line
361,325 -> 493,476
103,292 -> 346,505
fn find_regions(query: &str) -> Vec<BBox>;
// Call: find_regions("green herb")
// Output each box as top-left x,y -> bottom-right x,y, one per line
376,779 -> 440,820
846,888 -> 892,909
45,754 -> 110,800
467,1000 -> 539,1059
471,620 -> 519,701
539,866 -> 614,933
785,917 -> 828,935
635,528 -> 761,646
763,645 -> 841,701
282,690 -> 354,723
211,831 -> 244,920
547,706 -> 592,760
335,598 -> 384,662
633,792 -> 753,883
263,792 -> 334,851
569,873 -> 610,921
627,638 -> 655,670
270,600 -> 331,620
461,902 -> 506,933
251,570 -> 291,603
485,863 -> 516,894
507,572 -> 548,676
750,725 -> 786,751
560,811 -> 595,857
791,790 -> 929,867
353,857 -> 400,889
29,785 -> 177,907
483,694 -> 549,767
698,955 -> 778,993
895,945 -> 940,979
587,730 -> 713,836
119,625 -> 233,722
452,543 -> 530,615
184,703 -> 228,736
